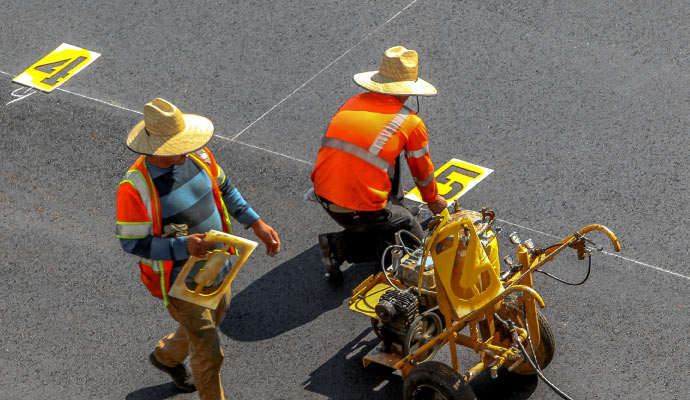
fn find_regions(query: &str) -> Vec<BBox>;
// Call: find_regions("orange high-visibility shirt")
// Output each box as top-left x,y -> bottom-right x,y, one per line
311,92 -> 438,211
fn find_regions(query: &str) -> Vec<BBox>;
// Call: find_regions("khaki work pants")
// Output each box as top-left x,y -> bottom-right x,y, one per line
154,290 -> 231,400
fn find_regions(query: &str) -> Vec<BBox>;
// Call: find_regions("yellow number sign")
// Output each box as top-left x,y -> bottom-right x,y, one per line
13,43 -> 100,92
405,158 -> 493,203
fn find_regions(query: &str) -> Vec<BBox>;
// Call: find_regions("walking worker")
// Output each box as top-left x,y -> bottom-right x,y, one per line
116,98 -> 281,399
311,46 -> 447,283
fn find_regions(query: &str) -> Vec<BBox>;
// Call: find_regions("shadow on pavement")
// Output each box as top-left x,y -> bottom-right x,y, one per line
470,367 -> 538,400
125,382 -> 186,400
219,244 -> 377,341
303,328 -> 403,400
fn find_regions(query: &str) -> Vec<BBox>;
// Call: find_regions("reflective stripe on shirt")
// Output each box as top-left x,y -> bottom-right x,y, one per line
319,107 -> 411,178
406,145 -> 429,159
367,108 -> 411,155
321,137 -> 394,177
413,173 -> 435,187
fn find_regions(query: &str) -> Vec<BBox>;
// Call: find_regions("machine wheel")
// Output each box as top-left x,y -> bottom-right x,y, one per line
513,309 -> 555,375
403,361 -> 476,400
403,311 -> 443,363
479,295 -> 556,374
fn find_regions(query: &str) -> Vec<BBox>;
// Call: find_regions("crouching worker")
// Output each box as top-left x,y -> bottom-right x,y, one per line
116,98 -> 281,399
311,46 -> 447,284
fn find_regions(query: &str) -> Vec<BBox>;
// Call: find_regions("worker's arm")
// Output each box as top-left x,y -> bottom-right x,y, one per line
218,178 -> 260,228
404,118 -> 448,214
250,218 -> 281,257
218,177 -> 281,256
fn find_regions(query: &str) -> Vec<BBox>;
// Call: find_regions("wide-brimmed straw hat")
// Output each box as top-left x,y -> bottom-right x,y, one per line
353,46 -> 437,96
126,98 -> 214,156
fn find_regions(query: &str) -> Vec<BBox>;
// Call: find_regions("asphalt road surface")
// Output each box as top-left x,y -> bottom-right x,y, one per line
2,1 -> 690,399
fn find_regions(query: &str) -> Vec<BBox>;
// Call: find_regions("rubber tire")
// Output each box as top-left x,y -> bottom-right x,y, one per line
403,361 -> 476,400
516,309 -> 555,374
479,297 -> 556,375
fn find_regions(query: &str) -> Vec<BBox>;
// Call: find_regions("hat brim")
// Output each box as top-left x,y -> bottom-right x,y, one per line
353,71 -> 437,96
126,114 -> 214,156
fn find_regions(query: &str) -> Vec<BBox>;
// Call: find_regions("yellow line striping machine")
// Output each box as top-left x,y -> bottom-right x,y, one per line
349,202 -> 621,400
168,230 -> 258,310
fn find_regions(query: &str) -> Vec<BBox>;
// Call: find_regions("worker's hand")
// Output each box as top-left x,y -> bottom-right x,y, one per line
186,233 -> 214,258
427,195 -> 448,215
251,218 -> 281,257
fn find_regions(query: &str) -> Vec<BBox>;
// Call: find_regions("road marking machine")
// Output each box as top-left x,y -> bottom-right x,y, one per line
349,202 -> 620,399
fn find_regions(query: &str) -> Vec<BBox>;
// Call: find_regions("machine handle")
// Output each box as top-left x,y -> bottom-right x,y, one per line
577,224 -> 621,252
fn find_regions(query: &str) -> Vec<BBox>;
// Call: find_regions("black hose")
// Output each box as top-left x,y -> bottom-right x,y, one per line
537,252 -> 592,286
380,245 -> 404,291
494,313 -> 575,400
396,230 -> 422,258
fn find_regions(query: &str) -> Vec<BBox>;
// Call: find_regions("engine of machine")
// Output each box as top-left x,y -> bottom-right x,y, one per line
374,290 -> 419,353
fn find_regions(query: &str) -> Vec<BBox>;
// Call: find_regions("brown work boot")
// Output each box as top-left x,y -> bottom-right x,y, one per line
318,233 -> 345,284
149,352 -> 196,392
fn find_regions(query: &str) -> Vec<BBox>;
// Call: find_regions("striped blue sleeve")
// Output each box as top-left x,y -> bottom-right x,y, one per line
219,179 -> 260,228
120,236 -> 189,260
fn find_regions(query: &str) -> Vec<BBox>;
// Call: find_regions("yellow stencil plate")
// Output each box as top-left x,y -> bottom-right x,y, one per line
13,43 -> 100,92
349,282 -> 396,318
405,158 -> 493,203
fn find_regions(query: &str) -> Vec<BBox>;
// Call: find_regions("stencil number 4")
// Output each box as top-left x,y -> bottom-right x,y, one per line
33,56 -> 88,86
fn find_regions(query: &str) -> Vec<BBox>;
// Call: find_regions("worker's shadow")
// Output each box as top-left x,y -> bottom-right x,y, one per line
219,244 -> 376,341
125,383 -> 183,400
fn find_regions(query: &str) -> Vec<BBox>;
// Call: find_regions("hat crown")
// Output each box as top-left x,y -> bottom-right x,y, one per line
143,98 -> 187,137
378,46 -> 418,81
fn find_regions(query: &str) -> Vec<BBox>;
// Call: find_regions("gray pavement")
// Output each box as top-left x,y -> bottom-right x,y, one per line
2,1 -> 690,399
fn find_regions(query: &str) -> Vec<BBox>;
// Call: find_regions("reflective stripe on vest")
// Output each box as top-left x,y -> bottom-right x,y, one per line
141,258 -> 162,273
116,221 -> 151,239
116,171 -> 154,239
189,151 -> 234,235
321,108 -> 411,177
194,149 -> 226,188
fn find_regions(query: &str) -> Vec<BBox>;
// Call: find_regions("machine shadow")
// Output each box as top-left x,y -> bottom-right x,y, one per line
125,382 -> 184,400
219,244 -> 377,341
303,328 -> 403,400
470,368 -> 538,400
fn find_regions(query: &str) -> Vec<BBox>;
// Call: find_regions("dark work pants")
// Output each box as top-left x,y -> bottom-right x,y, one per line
322,154 -> 421,263
324,203 -> 423,264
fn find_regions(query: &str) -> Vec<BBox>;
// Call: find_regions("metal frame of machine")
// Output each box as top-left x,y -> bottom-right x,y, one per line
349,202 -> 621,399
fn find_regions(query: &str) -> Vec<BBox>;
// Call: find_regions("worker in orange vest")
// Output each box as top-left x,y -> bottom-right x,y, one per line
311,46 -> 447,283
116,98 -> 281,399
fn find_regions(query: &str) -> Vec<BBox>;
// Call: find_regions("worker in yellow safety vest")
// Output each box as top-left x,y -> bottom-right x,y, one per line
311,46 -> 447,283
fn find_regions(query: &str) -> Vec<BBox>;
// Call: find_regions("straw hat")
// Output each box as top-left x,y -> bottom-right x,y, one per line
353,46 -> 437,96
126,98 -> 214,156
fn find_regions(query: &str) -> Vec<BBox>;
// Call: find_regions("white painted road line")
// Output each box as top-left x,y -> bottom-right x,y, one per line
58,87 -> 143,114
3,19 -> 687,282
498,218 -> 690,281
223,0 -> 420,144
2,69 -> 312,165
